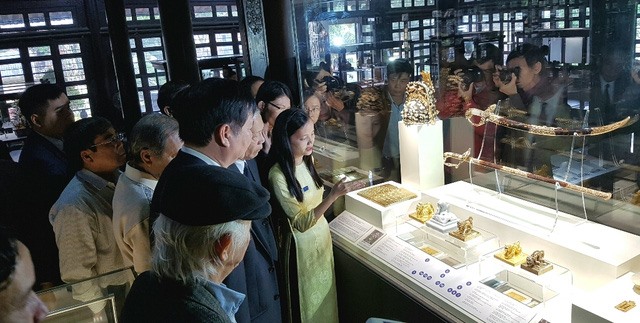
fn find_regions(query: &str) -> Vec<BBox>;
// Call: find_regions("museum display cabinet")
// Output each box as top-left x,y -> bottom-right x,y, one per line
291,2 -> 640,319
330,177 -> 640,322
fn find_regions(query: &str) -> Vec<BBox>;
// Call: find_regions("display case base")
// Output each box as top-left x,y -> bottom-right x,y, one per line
427,218 -> 458,233
449,229 -> 480,242
521,262 -> 554,275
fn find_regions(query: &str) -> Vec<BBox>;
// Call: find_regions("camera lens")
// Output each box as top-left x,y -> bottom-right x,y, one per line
499,69 -> 512,84
512,66 -> 521,78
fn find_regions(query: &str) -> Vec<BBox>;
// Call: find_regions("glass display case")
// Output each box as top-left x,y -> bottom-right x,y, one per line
293,1 -> 640,322
396,211 -> 499,270
290,0 -> 640,235
37,267 -> 136,323
479,246 -> 573,310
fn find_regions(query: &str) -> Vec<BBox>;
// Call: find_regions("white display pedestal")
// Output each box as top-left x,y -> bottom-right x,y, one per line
398,120 -> 445,191
345,181 -> 422,230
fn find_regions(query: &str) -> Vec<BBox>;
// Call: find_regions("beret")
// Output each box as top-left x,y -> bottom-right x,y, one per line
155,164 -> 271,225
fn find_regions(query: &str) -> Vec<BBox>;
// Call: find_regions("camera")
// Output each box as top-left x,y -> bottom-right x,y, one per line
460,66 -> 484,90
321,76 -> 344,91
498,66 -> 521,84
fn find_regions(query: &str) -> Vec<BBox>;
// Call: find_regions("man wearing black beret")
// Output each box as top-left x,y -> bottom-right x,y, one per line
121,165 -> 271,323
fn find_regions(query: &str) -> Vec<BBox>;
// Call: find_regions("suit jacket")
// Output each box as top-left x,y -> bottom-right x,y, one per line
17,131 -> 72,285
121,271 -> 232,323
590,75 -> 636,124
226,159 -> 281,323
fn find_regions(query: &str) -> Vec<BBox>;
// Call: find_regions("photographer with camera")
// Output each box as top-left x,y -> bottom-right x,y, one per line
437,43 -> 505,161
494,43 -> 571,172
493,44 -> 570,126
303,62 -> 348,124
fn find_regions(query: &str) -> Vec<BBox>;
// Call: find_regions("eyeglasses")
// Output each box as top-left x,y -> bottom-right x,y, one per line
306,107 -> 320,113
90,132 -> 126,149
268,102 -> 288,110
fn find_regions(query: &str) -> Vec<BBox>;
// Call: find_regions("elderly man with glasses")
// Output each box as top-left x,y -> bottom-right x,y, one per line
49,117 -> 129,310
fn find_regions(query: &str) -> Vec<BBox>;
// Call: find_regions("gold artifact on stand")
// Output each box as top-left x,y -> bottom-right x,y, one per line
615,300 -> 636,312
465,105 -> 638,136
443,149 -> 612,200
409,202 -> 435,224
449,216 -> 480,241
357,183 -> 418,207
494,241 -> 528,266
401,71 -> 438,125
521,250 -> 553,275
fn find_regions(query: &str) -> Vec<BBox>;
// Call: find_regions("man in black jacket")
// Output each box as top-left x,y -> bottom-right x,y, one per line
16,84 -> 75,288
121,165 -> 271,323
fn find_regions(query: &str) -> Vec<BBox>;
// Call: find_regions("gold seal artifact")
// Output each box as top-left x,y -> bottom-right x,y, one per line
409,202 -> 435,224
521,250 -> 553,275
494,241 -> 528,266
449,216 -> 480,242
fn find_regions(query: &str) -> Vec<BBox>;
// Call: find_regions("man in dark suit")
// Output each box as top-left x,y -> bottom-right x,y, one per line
227,113 -> 281,323
16,84 -> 75,288
151,77 -> 257,240
590,48 -> 635,125
122,165 -> 272,322
588,48 -> 640,191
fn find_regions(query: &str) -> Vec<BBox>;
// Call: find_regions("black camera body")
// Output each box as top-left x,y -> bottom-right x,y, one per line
321,76 -> 344,91
461,66 -> 484,89
499,66 -> 521,84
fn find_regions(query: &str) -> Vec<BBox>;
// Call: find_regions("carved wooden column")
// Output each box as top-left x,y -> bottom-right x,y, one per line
104,0 -> 140,132
157,0 -> 200,84
262,0 -> 300,101
238,0 -> 269,78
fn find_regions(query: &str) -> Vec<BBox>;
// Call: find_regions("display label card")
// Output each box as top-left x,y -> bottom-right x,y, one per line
329,212 -> 374,242
357,228 -> 386,250
461,284 -> 536,323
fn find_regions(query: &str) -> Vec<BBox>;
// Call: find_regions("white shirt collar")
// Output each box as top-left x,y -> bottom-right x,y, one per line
181,146 -> 220,167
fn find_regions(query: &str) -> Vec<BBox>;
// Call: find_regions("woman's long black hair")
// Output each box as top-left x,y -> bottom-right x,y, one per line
270,108 -> 323,202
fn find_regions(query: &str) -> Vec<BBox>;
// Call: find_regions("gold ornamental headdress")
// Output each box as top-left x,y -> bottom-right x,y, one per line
402,71 -> 438,125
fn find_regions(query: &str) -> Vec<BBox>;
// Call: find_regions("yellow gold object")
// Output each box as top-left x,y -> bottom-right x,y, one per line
494,242 -> 528,266
409,202 -> 435,223
357,184 -> 418,207
443,149 -> 613,200
631,190 -> 640,206
449,216 -> 480,241
615,300 -> 636,312
466,105 -> 636,136
420,245 -> 441,256
521,250 -> 553,275
534,164 -> 551,178
402,72 -> 438,125
504,289 -> 529,303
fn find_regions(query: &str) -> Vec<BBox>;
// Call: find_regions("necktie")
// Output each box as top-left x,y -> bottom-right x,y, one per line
604,83 -> 610,107
243,162 -> 251,179
539,102 -> 548,125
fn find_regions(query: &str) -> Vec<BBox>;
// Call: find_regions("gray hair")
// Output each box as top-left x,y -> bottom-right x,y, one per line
128,113 -> 179,164
151,215 -> 251,285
